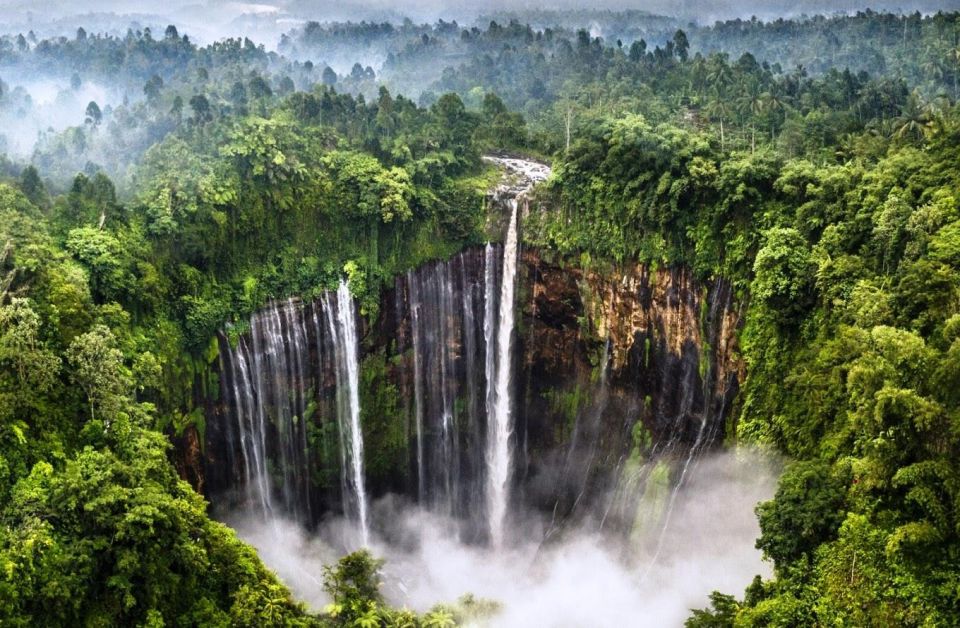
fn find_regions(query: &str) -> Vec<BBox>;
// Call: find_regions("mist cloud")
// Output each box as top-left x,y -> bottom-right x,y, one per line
226,448 -> 779,627
0,76 -> 122,157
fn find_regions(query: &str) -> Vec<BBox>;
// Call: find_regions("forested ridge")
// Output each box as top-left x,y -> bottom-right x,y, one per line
0,7 -> 959,626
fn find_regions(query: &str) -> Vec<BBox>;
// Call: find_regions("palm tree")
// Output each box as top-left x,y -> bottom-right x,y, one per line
355,608 -> 381,628
894,91 -> 932,142
705,92 -> 732,150
783,64 -> 807,99
921,45 -> 946,92
736,82 -> 764,153
835,132 -> 860,162
706,56 -> 734,95
947,44 -> 960,100
690,55 -> 708,101
919,93 -> 950,138
422,609 -> 457,628
762,87 -> 787,140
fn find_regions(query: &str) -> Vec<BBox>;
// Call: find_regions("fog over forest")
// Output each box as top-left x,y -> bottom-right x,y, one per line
0,0 -> 955,43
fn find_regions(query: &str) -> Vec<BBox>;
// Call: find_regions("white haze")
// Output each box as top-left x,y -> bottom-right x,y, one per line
226,448 -> 779,627
0,76 -> 122,156
0,1 -> 955,50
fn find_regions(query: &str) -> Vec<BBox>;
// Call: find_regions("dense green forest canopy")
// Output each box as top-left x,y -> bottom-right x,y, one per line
0,6 -> 959,626
4,9 -> 957,185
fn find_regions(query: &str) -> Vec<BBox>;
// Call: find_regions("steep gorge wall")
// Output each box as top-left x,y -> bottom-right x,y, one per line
176,156 -> 745,540
514,252 -> 742,534
180,243 -> 744,538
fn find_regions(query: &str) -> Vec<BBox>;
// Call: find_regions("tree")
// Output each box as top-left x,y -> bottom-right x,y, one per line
170,95 -> 183,123
278,75 -> 295,95
751,227 -> 815,327
947,44 -> 960,100
322,66 -> 337,86
143,75 -> 163,103
673,29 -> 690,62
229,80 -> 248,112
629,39 -> 647,62
705,94 -> 732,150
686,591 -> 739,627
896,91 -> 939,142
375,167 -> 414,223
84,101 -> 102,128
422,608 -> 457,627
482,92 -> 508,118
375,86 -> 395,133
756,461 -> 848,567
189,94 -> 212,127
322,550 -> 384,625
219,117 -> 305,211
0,427 -> 313,626
0,298 -> 59,394
0,298 -> 60,488
249,75 -> 272,99
431,93 -> 474,157
762,86 -> 787,139
65,227 -> 130,302
871,190 -> 912,273
739,87 -> 765,152
19,166 -> 46,208
65,324 -> 129,422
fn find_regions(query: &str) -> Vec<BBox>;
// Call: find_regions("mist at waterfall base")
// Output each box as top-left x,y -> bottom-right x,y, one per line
224,448 -> 777,626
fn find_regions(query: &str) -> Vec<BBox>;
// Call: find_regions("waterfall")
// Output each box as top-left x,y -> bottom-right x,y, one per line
218,299 -> 313,522
395,163 -> 538,546
323,280 -> 370,546
220,335 -> 272,516
483,245 -> 497,494
477,155 -> 549,546
207,189 -> 739,569
398,231 -> 518,547
400,249 -> 489,533
408,269 -> 427,505
641,277 -> 732,576
407,262 -> 460,515
486,198 -> 520,548
217,285 -> 369,544
210,156 -> 553,547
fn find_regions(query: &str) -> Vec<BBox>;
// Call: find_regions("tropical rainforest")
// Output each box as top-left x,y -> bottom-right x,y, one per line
1,2 -> 960,626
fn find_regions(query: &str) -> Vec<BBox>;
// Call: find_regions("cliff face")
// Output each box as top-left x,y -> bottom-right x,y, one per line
514,251 -> 742,532
181,159 -> 744,538
183,245 -> 743,536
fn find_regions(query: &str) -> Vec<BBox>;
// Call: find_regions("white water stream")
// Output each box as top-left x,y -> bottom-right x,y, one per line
324,280 -> 370,546
482,156 -> 551,547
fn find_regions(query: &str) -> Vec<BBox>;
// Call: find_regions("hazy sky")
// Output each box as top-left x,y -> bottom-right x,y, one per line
1,0 -> 958,45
